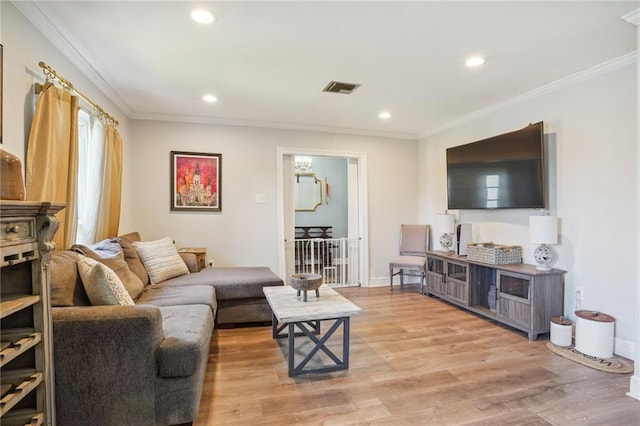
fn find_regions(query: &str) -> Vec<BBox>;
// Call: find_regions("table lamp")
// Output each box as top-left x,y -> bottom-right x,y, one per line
529,215 -> 558,271
437,214 -> 456,252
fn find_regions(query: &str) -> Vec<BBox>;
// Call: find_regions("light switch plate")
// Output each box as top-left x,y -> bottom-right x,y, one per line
255,193 -> 266,204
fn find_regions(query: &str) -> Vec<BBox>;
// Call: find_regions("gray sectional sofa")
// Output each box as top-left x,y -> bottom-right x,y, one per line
49,232 -> 284,426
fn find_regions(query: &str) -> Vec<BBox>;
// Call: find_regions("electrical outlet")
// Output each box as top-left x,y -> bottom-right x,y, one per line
207,259 -> 215,268
575,287 -> 584,301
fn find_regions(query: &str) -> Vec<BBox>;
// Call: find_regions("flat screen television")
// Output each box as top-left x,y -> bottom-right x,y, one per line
446,122 -> 546,210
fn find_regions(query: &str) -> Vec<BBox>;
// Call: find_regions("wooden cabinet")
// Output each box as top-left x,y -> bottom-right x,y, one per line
426,251 -> 565,341
1,201 -> 64,426
496,270 -> 564,339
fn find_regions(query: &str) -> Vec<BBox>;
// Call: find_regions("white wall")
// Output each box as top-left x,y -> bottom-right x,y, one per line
420,64 -> 637,356
130,120 -> 419,280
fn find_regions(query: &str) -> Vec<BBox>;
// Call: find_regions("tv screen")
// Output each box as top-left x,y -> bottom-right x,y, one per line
446,122 -> 545,210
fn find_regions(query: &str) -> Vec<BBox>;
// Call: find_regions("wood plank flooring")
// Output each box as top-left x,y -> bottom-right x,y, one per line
195,285 -> 640,425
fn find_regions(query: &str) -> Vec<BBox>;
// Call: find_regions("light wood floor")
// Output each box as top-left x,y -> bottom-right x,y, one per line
195,285 -> 639,425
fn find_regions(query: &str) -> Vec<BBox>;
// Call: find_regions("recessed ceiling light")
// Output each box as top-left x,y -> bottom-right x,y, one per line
203,94 -> 217,103
379,111 -> 392,120
191,9 -> 215,24
465,56 -> 485,67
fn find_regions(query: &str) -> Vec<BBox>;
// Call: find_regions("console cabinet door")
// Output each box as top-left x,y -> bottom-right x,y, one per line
426,257 -> 446,295
496,271 -> 532,329
446,260 -> 469,305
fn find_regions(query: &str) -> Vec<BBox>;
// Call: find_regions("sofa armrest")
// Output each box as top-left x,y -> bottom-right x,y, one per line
52,305 -> 164,426
179,252 -> 199,273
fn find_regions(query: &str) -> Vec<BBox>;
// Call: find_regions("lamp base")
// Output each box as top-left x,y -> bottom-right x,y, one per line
439,233 -> 453,252
534,244 -> 555,271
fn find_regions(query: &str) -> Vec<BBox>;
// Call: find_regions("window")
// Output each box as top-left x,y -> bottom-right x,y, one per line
75,109 -> 104,245
486,174 -> 499,208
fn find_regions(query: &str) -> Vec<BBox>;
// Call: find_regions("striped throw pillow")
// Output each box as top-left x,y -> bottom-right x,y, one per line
132,237 -> 190,284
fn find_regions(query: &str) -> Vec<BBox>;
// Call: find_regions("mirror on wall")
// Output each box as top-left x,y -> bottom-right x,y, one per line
295,173 -> 323,211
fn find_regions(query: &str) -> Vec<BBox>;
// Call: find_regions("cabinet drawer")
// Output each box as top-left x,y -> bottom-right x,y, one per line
1,219 -> 36,245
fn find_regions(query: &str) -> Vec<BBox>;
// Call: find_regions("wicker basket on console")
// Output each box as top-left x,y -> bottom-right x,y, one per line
466,242 -> 522,265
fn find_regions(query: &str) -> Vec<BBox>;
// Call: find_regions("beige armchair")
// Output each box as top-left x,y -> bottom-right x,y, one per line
389,224 -> 430,293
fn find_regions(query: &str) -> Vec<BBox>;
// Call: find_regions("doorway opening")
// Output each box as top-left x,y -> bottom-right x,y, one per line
276,148 -> 368,287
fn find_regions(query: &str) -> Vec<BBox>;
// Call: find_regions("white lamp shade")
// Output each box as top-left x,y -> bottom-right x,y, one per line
529,216 -> 558,244
437,214 -> 456,234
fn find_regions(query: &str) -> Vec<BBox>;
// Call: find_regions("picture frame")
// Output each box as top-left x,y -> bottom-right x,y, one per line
171,151 -> 221,211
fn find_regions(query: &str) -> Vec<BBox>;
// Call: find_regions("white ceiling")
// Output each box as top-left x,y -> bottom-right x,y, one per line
17,1 -> 638,139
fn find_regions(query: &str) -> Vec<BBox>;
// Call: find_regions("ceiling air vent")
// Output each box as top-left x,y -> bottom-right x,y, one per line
323,81 -> 360,95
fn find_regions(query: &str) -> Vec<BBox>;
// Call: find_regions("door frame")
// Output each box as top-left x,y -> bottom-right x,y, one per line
276,147 -> 368,286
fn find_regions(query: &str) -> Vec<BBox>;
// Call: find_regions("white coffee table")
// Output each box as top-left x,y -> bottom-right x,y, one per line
263,284 -> 363,377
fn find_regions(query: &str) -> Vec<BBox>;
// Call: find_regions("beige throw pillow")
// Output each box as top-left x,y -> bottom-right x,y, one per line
77,255 -> 135,306
132,237 -> 190,284
72,243 -> 145,301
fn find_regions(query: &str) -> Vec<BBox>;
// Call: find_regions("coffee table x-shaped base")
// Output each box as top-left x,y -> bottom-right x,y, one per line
272,315 -> 351,377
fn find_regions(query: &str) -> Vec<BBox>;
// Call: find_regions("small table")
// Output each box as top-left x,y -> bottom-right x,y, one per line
178,247 -> 206,271
263,285 -> 363,377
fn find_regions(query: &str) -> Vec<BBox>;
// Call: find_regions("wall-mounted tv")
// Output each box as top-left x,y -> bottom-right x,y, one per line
446,122 -> 545,210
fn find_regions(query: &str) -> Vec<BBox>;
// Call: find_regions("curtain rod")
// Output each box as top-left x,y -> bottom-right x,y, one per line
35,61 -> 119,127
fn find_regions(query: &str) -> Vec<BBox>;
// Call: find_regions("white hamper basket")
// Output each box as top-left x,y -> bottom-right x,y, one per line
550,316 -> 573,347
575,310 -> 615,358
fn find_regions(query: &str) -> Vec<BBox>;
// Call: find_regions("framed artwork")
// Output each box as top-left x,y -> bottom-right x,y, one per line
171,151 -> 221,211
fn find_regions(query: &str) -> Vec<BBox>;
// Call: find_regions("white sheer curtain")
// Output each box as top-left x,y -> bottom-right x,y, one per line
75,112 -> 105,245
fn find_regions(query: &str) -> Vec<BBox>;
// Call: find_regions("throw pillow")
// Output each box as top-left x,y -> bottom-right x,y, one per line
116,234 -> 150,286
132,237 -> 190,284
72,243 -> 145,301
50,251 -> 92,307
77,255 -> 135,306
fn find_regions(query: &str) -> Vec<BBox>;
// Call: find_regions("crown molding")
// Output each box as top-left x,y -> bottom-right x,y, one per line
13,0 -> 133,117
14,0 -> 637,142
130,112 -> 418,141
623,9 -> 640,26
418,52 -> 638,139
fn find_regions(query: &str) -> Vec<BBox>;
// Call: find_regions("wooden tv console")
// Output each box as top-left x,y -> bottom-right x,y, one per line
425,250 -> 565,341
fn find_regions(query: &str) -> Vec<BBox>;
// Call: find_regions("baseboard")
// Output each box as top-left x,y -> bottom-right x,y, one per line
367,276 -> 422,287
365,277 -> 388,287
614,337 -> 635,360
628,375 -> 640,401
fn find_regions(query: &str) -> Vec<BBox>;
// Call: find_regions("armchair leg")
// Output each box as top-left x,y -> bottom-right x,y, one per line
389,267 -> 393,291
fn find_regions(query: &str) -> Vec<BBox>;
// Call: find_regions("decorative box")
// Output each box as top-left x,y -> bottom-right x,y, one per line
466,242 -> 522,265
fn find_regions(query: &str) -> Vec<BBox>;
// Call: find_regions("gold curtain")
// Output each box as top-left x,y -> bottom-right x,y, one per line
94,124 -> 122,240
25,82 -> 79,250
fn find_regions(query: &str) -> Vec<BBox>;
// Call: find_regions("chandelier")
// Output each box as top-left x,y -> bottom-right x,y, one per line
294,156 -> 313,173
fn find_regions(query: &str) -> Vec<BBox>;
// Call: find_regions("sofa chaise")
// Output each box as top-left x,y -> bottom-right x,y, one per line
49,232 -> 284,425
